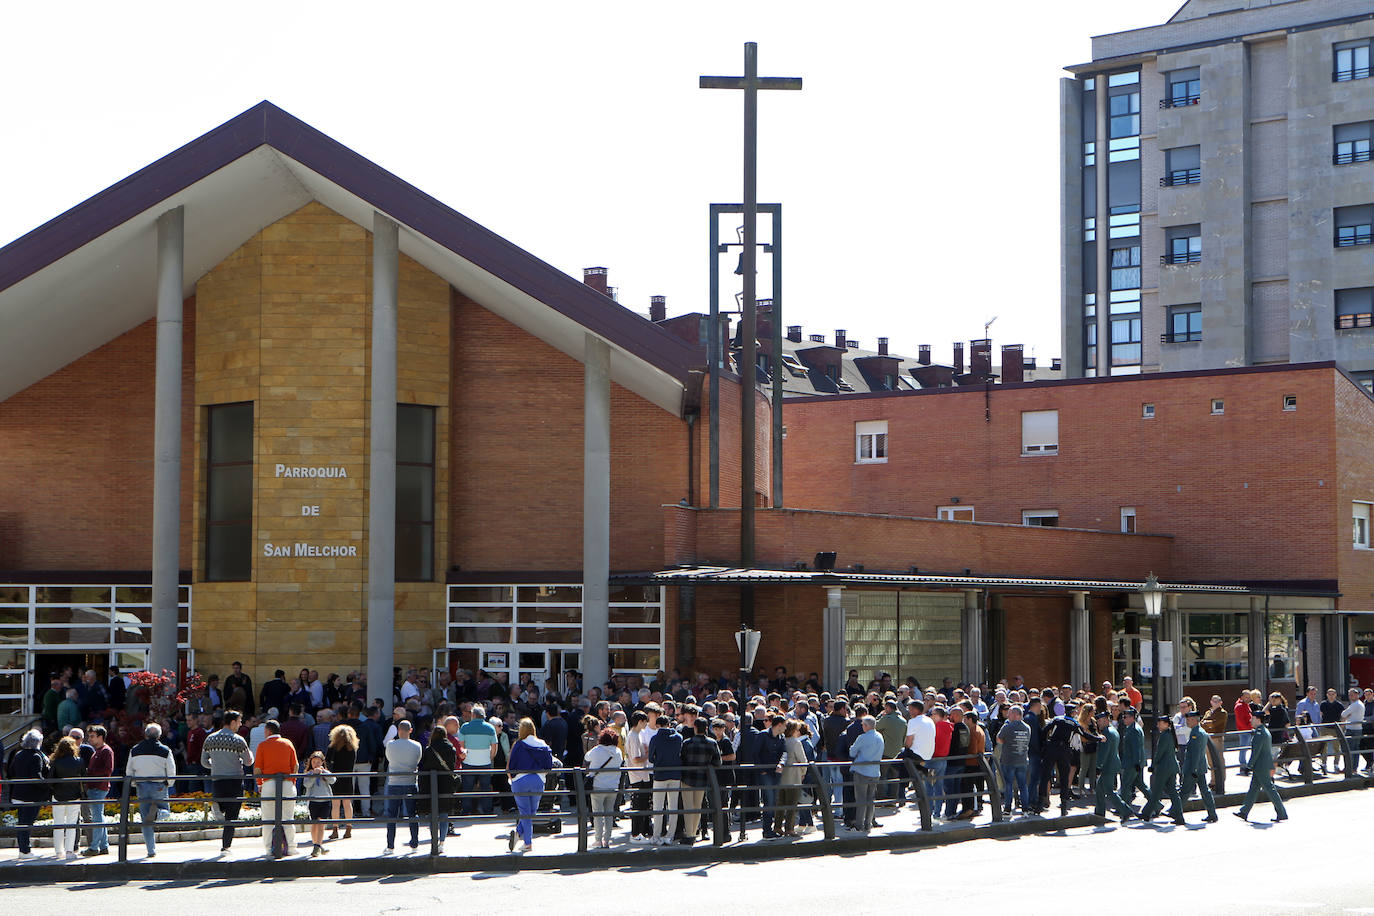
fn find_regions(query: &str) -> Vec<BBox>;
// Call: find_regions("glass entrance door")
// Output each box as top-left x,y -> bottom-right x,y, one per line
0,647 -> 24,716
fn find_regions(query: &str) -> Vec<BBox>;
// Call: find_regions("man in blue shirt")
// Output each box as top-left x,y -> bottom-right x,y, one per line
849,716 -> 884,832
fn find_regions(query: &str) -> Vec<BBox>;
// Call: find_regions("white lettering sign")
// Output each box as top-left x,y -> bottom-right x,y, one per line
301,505 -> 320,516
274,464 -> 348,479
263,542 -> 358,558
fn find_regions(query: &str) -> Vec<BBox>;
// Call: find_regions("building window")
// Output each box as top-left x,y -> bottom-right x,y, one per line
1183,613 -> 1250,683
1084,322 -> 1097,373
1337,287 -> 1374,330
1022,510 -> 1060,527
205,402 -> 254,582
1021,410 -> 1059,456
1211,398 -> 1225,415
1335,122 -> 1373,165
1120,507 -> 1137,533
1164,225 -> 1202,264
938,506 -> 975,522
1283,394 -> 1297,411
1166,304 -> 1202,343
855,420 -> 888,464
1108,80 -> 1140,162
1335,40 -> 1372,82
396,404 -> 436,582
1162,146 -> 1201,186
1142,402 -> 1155,419
1335,205 -> 1373,247
1162,67 -> 1200,108
1111,316 -> 1142,366
1355,502 -> 1372,549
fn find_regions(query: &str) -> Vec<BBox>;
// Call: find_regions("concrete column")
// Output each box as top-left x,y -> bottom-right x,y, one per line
1069,591 -> 1091,690
823,586 -> 845,693
582,333 -> 611,693
1248,597 -> 1267,692
1161,594 -> 1181,709
367,213 -> 399,707
961,589 -> 985,687
150,207 -> 184,676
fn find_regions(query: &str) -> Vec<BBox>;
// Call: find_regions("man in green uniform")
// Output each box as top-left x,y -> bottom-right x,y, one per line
1119,707 -> 1148,805
1235,713 -> 1288,822
1180,708 -> 1218,822
1140,715 -> 1185,825
1092,710 -> 1134,820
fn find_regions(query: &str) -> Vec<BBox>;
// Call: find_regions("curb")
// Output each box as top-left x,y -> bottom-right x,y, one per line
0,813 -> 1105,883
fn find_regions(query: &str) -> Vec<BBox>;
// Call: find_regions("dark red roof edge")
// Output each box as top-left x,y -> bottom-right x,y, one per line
0,101 -> 699,391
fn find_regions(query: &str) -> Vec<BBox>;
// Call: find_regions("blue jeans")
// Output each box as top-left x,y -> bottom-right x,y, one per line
512,773 -> 544,846
1236,730 -> 1252,768
942,767 -> 964,818
383,783 -> 418,848
135,782 -> 168,855
461,764 -> 494,815
85,789 -> 109,851
1001,764 -> 1029,811
755,770 -> 781,834
925,758 -> 947,812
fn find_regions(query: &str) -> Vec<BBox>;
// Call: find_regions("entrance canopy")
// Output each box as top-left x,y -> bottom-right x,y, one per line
0,102 -> 698,414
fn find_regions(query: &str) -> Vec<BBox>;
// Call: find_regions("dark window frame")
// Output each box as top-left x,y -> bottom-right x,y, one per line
395,404 -> 437,583
1165,304 -> 1202,343
1335,40 -> 1372,82
205,402 -> 254,582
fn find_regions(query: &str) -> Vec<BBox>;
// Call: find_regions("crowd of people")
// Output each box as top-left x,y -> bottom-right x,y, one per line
4,661 -> 1372,861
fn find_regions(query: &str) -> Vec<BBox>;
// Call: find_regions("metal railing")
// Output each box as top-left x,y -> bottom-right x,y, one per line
1160,250 -> 1202,265
1335,229 -> 1373,248
1334,67 -> 1371,83
1159,94 -> 1200,109
1160,169 -> 1201,187
1161,330 -> 1202,344
1337,313 -> 1374,330
1334,148 -> 1372,165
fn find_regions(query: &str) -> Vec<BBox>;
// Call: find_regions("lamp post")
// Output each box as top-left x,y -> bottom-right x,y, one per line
1140,572 -> 1165,750
736,624 -> 761,707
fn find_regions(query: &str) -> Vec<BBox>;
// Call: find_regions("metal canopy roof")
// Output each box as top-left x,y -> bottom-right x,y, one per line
0,102 -> 699,414
615,566 -> 1338,597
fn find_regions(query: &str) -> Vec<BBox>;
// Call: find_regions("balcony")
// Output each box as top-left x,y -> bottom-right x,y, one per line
1334,148 -> 1372,165
1335,66 -> 1371,83
1160,168 -> 1201,187
1338,313 -> 1374,330
1335,228 -> 1373,248
1161,330 -> 1202,344
1158,94 -> 1200,109
1160,250 -> 1202,265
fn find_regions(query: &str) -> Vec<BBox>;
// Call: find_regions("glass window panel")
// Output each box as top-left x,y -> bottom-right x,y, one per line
112,606 -> 152,625
395,522 -> 433,582
36,606 -> 112,625
0,586 -> 27,604
208,464 -> 253,520
519,586 -> 581,603
396,405 -> 435,465
517,652 -> 548,669
516,626 -> 581,644
608,648 -> 661,671
521,605 -> 580,624
116,587 -> 152,603
0,696 -> 20,715
42,626 -> 114,645
449,607 -> 514,624
36,587 -> 110,604
208,403 -> 254,463
609,627 -> 659,646
610,605 -> 661,624
112,651 -> 148,671
0,629 -> 26,646
1108,71 -> 1139,87
207,524 -> 253,582
0,648 -> 25,668
608,586 -> 655,603
450,586 -> 514,604
448,626 -> 512,644
0,607 -> 27,625
396,465 -> 434,523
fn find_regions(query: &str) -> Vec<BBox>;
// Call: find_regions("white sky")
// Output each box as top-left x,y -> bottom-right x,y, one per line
0,0 -> 1185,366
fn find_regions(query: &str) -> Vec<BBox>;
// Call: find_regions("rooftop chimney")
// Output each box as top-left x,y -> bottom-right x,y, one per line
971,339 -> 992,377
1001,344 -> 1024,384
877,337 -> 889,356
835,329 -> 847,349
918,345 -> 931,366
787,325 -> 803,342
650,295 -> 666,323
582,266 -> 609,296
953,342 -> 965,373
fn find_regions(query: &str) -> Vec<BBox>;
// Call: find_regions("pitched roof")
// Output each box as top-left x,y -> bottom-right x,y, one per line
0,102 -> 698,413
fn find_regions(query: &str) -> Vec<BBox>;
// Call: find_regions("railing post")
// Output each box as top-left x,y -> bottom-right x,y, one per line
273,773 -> 284,852
117,773 -> 131,863
810,762 -> 835,840
428,770 -> 441,856
1206,734 -> 1227,796
981,754 -> 1003,823
1293,726 -> 1316,785
903,758 -> 933,831
571,768 -> 590,853
1334,723 -> 1358,780
706,765 -> 727,846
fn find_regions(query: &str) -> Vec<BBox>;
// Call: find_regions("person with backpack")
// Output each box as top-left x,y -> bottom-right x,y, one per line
6,730 -> 50,859
507,717 -> 554,854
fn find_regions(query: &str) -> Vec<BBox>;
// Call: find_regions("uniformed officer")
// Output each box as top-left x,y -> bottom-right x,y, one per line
1119,707 -> 1148,804
1038,704 -> 1094,816
1234,712 -> 1288,822
1140,715 -> 1185,825
1180,708 -> 1218,822
1092,710 -> 1134,820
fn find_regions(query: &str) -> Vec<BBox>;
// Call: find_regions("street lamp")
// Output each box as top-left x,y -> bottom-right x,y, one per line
735,624 -> 762,705
1140,572 -> 1165,749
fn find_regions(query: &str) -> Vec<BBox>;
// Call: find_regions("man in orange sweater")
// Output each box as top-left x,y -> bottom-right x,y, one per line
254,719 -> 299,855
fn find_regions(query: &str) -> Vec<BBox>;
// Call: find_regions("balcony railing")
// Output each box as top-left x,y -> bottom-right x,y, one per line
1161,330 -> 1202,344
1334,148 -> 1372,165
1334,67 -> 1371,83
1160,250 -> 1202,265
1160,168 -> 1201,187
1335,229 -> 1373,248
1159,94 -> 1200,109
1337,313 -> 1374,330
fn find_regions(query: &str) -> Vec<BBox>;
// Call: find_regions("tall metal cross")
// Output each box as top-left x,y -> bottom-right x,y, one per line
700,42 -> 801,627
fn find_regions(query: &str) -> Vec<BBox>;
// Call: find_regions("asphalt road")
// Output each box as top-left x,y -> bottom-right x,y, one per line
1,791 -> 1368,914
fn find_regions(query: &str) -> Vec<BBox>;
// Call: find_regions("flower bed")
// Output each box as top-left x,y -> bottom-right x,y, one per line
2,794 -> 310,827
